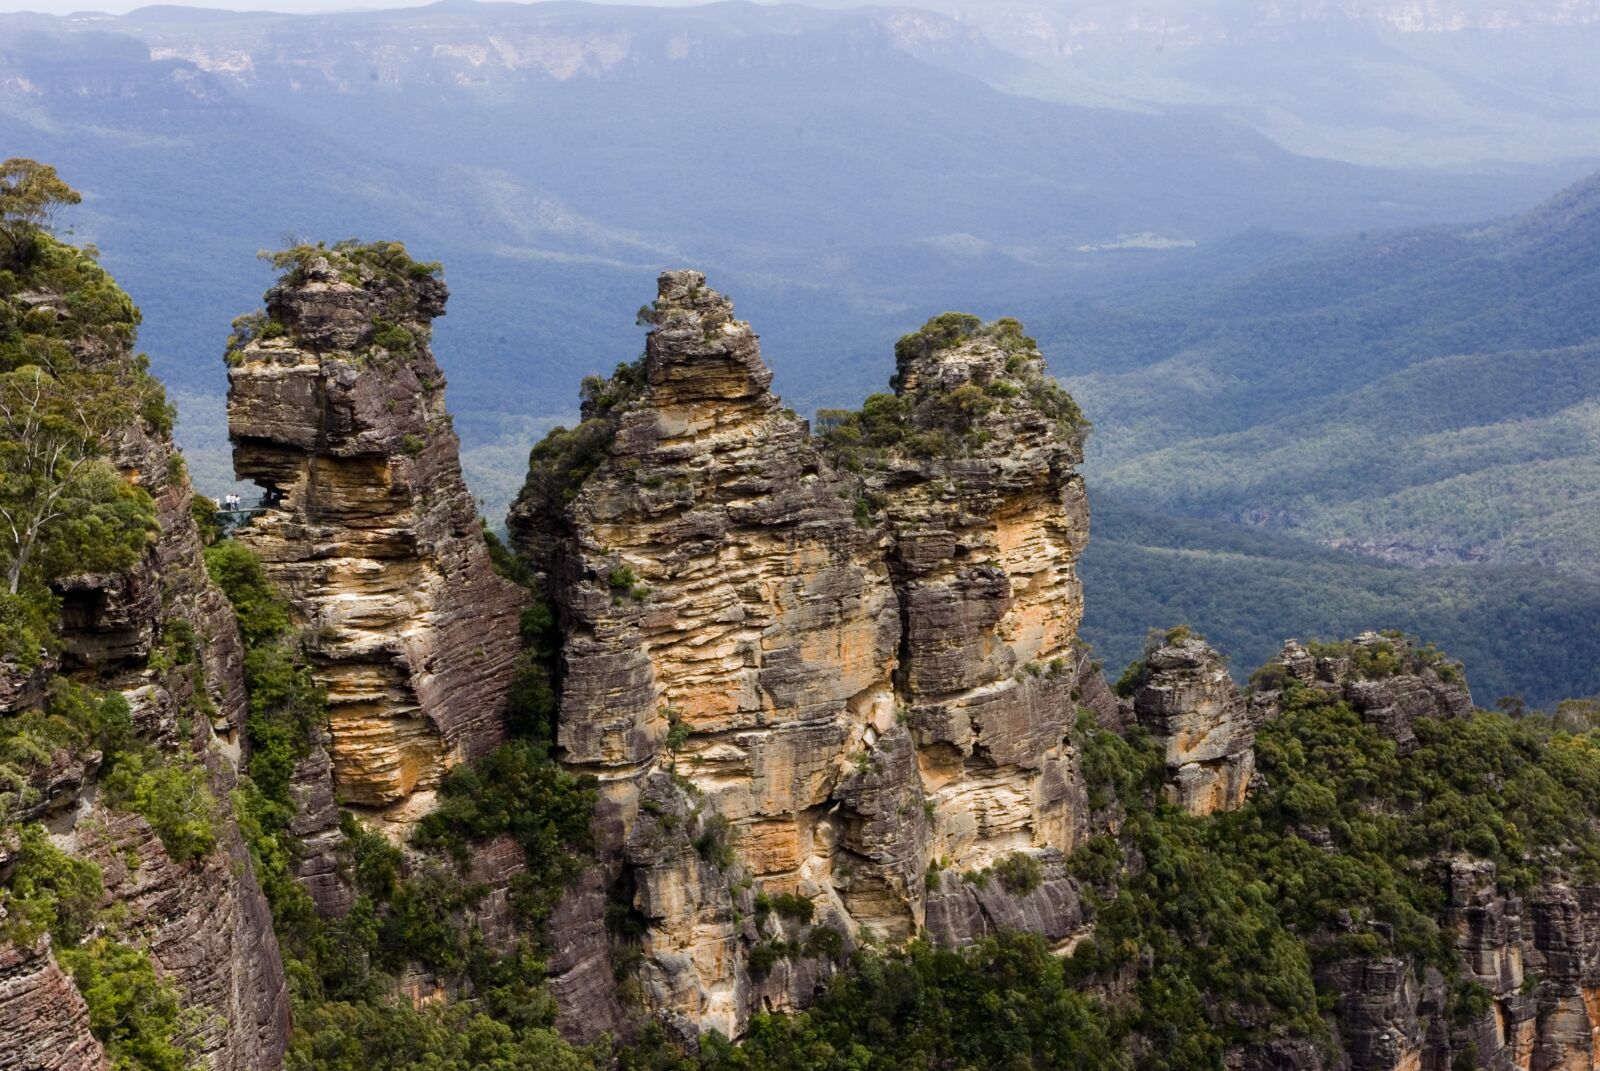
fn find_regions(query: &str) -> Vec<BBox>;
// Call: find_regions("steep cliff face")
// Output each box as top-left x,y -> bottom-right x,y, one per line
872,314 -> 1093,875
509,275 -> 1101,1034
227,243 -> 524,830
1,240 -> 288,1069
1248,636 -> 1600,1071
60,414 -> 289,1070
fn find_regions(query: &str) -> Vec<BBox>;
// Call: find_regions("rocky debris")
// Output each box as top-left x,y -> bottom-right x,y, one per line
0,656 -> 54,716
227,245 -> 524,824
1271,633 -> 1471,753
16,746 -> 101,821
1128,635 -> 1259,816
0,939 -> 108,1071
511,279 -> 1103,1034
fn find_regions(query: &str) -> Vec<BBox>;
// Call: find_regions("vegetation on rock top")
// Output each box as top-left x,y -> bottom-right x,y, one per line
818,312 -> 1087,471
263,239 -> 442,289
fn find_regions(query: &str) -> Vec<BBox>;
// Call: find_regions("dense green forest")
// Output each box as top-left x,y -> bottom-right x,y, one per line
1078,495 -> 1600,709
216,664 -> 1600,1071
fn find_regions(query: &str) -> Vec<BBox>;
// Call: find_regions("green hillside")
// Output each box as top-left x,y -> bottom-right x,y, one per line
1078,496 -> 1600,709
1035,171 -> 1600,590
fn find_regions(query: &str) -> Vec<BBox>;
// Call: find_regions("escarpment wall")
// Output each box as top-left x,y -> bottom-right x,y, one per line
226,250 -> 524,832
2,286 -> 290,1068
509,273 -> 1107,1035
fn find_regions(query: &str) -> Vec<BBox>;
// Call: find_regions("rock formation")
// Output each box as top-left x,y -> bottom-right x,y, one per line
1269,631 -> 1473,753
226,243 -> 524,831
509,275 -> 1101,1034
1127,632 -> 1262,815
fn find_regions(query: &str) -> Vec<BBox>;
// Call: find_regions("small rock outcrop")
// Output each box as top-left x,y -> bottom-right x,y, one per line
1269,631 -> 1472,753
1127,633 -> 1260,815
227,243 -> 524,828
510,277 -> 1101,1035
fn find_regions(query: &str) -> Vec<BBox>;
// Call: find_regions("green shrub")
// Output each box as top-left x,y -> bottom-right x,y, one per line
412,739 -> 596,924
769,891 -> 815,922
694,812 -> 737,871
0,823 -> 103,946
893,312 -> 981,365
58,938 -> 190,1071
991,851 -> 1045,895
1,683 -> 132,824
102,752 -> 221,864
370,318 -> 416,356
204,542 -> 291,646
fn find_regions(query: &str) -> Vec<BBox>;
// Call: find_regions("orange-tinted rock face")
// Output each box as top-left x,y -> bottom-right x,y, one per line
512,275 -> 1100,1034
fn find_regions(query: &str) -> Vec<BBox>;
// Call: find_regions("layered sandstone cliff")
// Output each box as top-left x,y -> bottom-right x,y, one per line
1126,633 -> 1263,815
1,263 -> 289,1068
509,274 -> 1103,1035
226,243 -> 524,832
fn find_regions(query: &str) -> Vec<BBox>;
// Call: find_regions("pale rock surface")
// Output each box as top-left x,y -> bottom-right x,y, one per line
1129,635 -> 1259,815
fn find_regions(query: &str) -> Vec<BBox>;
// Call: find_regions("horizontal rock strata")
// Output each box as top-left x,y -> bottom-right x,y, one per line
510,275 -> 1100,1034
228,247 -> 524,825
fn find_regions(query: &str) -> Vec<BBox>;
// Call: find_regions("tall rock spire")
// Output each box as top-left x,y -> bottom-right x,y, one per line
226,241 -> 523,825
511,276 -> 1102,1035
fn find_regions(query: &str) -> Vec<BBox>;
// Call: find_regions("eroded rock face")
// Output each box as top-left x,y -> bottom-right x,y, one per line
875,316 -> 1094,873
1128,636 -> 1260,816
0,940 -> 107,1071
3,298 -> 290,1068
1308,858 -> 1600,1071
510,275 -> 1100,1035
228,249 -> 524,824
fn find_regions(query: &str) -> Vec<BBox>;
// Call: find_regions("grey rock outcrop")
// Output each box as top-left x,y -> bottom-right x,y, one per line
1129,635 -> 1259,815
1271,633 -> 1471,754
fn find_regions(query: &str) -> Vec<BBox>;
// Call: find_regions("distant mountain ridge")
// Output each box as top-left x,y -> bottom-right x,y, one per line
3,0 -> 1568,480
1047,167 -> 1600,585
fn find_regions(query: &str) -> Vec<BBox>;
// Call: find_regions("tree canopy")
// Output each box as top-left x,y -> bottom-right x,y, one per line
0,158 -> 81,262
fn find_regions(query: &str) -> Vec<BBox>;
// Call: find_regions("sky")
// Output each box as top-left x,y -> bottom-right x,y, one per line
0,0 -> 707,14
